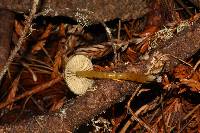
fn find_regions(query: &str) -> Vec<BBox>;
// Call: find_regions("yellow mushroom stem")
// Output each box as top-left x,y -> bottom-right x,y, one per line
76,70 -> 155,83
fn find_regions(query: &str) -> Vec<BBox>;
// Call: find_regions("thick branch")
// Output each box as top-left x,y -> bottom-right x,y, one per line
157,20 -> 200,71
0,19 -> 200,132
0,0 -> 148,22
0,9 -> 15,72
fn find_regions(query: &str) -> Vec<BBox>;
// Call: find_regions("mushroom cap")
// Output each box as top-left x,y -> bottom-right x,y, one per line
64,55 -> 94,95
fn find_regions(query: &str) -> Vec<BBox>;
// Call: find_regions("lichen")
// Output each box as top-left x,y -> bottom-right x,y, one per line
150,27 -> 174,49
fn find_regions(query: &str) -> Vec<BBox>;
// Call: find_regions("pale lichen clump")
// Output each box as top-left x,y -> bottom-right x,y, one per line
150,20 -> 191,50
146,51 -> 169,79
64,55 -> 94,95
176,20 -> 190,33
150,27 -> 174,49
74,8 -> 94,27
91,117 -> 112,132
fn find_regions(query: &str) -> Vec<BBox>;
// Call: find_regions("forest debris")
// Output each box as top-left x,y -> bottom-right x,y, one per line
75,43 -> 112,59
0,15 -> 199,131
21,62 -> 37,82
91,117 -> 112,132
0,0 -> 149,23
151,98 -> 182,132
0,78 -> 140,132
0,1 -> 200,132
152,19 -> 200,72
0,0 -> 40,81
50,97 -> 65,112
51,48 -> 63,79
75,38 -> 145,59
5,73 -> 21,110
189,0 -> 200,8
140,0 -> 162,37
173,64 -> 192,79
0,76 -> 62,110
125,86 -> 154,133
178,66 -> 200,92
160,0 -> 177,23
31,24 -> 53,54
180,78 -> 200,92
14,20 -> 24,36
126,102 -> 153,133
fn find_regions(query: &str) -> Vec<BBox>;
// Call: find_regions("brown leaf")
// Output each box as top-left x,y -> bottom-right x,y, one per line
126,47 -> 138,63
51,53 -> 62,78
139,41 -> 149,54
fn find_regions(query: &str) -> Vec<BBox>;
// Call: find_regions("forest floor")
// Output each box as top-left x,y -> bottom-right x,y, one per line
0,0 -> 199,132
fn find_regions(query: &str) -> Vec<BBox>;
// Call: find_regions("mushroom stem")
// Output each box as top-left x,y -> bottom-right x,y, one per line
76,70 -> 155,83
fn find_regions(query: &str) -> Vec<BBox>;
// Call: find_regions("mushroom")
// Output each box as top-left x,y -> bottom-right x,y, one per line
64,55 -> 156,95
64,55 -> 94,95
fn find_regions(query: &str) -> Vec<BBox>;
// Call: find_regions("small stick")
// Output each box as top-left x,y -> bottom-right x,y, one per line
193,59 -> 200,71
125,85 -> 154,133
101,22 -> 118,63
126,103 -> 153,133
